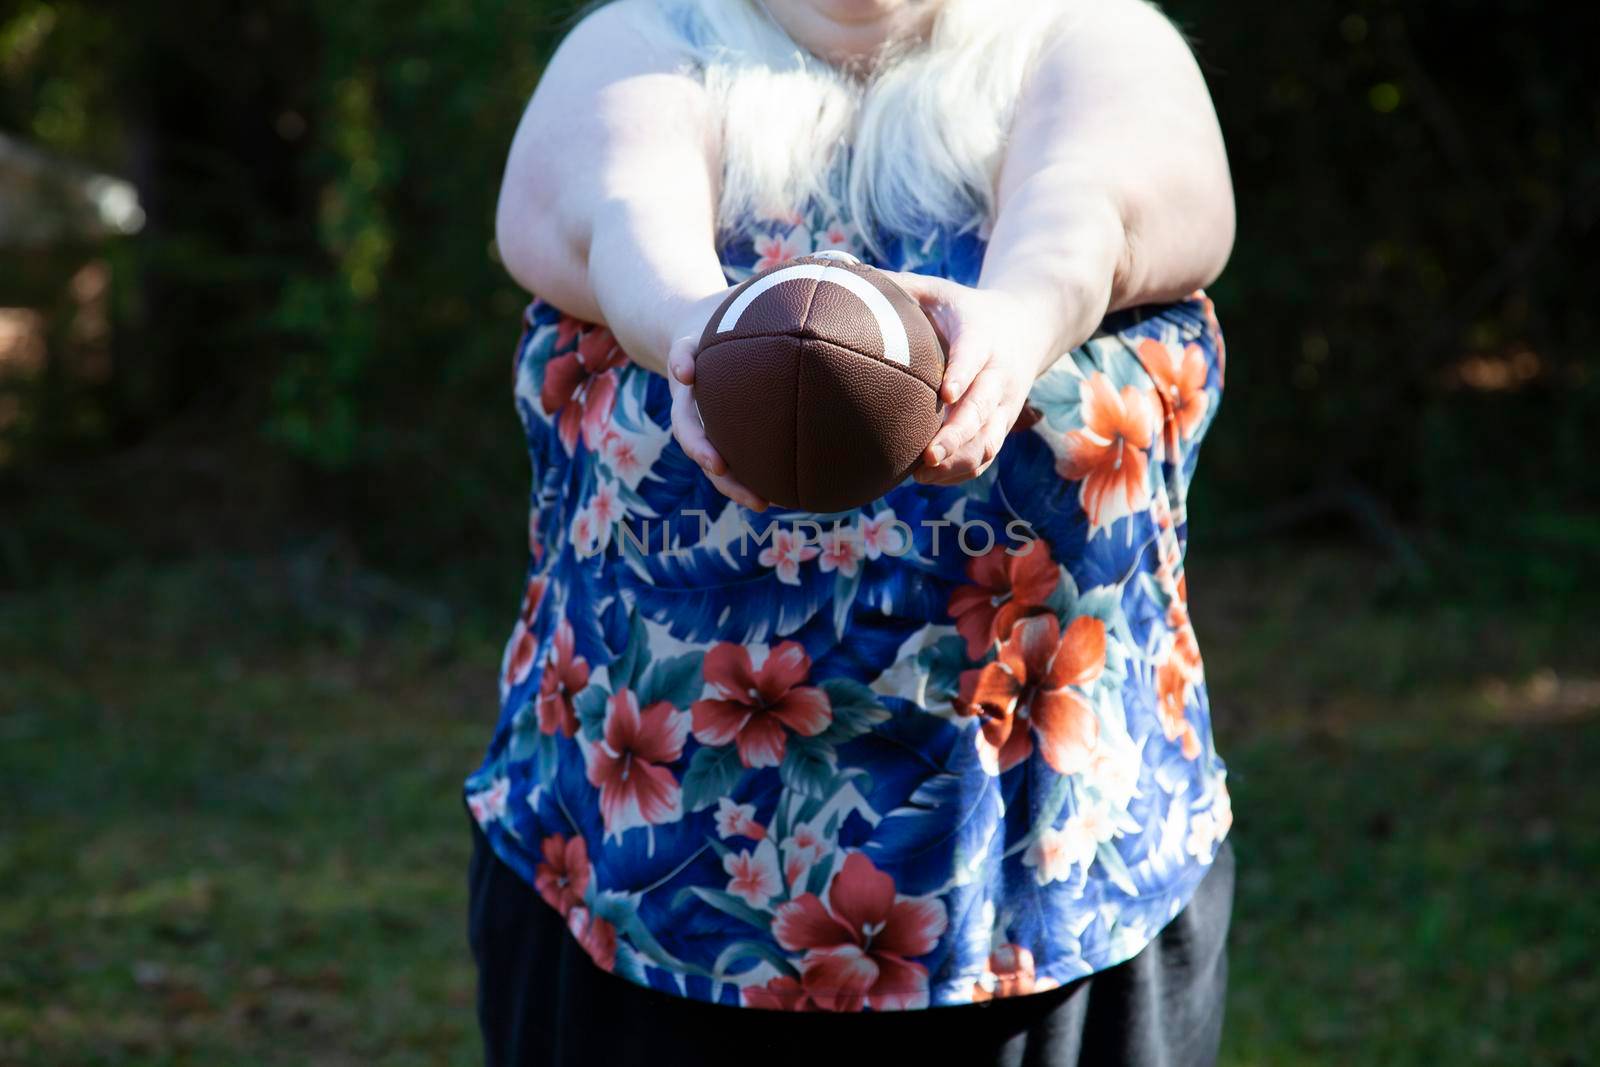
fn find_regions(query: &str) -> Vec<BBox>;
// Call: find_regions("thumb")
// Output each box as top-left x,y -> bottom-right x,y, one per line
886,271 -> 961,356
668,335 -> 699,385
886,270 -> 956,310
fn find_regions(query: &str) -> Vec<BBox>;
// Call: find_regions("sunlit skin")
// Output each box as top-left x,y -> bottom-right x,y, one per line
494,0 -> 1235,507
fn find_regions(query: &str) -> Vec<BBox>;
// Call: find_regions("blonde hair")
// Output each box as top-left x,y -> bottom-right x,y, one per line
638,0 -> 1072,246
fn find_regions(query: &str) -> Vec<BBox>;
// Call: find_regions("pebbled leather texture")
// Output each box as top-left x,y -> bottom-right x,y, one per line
694,255 -> 946,511
796,338 -> 942,512
695,334 -> 802,507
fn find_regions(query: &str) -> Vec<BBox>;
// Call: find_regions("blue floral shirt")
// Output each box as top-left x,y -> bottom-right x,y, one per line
465,204 -> 1233,1011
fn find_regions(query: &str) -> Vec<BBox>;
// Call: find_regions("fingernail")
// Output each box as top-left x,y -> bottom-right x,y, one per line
928,443 -> 946,465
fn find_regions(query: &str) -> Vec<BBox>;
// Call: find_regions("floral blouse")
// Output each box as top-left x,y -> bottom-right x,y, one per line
465,202 -> 1234,1011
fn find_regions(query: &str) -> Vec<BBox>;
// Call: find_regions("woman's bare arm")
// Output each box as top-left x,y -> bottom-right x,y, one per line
495,2 -> 764,505
493,1 -> 729,375
897,1 -> 1234,483
497,0 -> 1233,490
978,0 -> 1236,363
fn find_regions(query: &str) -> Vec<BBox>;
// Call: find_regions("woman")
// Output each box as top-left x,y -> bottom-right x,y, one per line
467,1 -> 1237,1064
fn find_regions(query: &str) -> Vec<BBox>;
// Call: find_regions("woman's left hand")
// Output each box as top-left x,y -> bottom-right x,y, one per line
888,274 -> 1074,485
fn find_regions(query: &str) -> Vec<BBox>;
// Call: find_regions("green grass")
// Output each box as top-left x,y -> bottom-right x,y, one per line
1190,548 -> 1600,1067
2,547 -> 1596,1065
0,558 -> 496,1066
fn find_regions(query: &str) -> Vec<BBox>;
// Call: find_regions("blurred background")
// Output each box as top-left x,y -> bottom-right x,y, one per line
2,1 -> 1596,1063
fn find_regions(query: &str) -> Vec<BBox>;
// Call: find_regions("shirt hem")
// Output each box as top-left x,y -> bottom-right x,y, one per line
466,794 -> 1230,1012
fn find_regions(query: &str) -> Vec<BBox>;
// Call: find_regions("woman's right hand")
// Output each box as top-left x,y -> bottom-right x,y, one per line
665,292 -> 770,512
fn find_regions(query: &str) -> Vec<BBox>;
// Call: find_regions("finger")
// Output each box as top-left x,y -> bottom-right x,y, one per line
887,271 -> 962,351
950,387 -> 1026,482
885,270 -> 954,307
670,380 -> 727,476
670,379 -> 765,507
915,452 -> 987,486
668,335 -> 699,385
938,333 -> 988,406
916,424 -> 1000,486
928,424 -> 1002,482
968,424 -> 1010,479
913,464 -> 964,486
926,365 -> 1006,469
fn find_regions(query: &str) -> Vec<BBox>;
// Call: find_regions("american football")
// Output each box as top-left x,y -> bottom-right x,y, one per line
693,251 -> 947,512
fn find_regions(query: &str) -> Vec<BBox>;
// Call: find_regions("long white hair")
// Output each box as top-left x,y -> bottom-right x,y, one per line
637,0 -> 1072,246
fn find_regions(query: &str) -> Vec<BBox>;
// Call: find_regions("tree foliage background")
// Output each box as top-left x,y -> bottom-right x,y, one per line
2,0 -> 1596,598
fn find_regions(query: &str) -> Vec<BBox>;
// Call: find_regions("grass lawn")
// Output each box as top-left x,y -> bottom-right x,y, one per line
2,546 -> 1595,1065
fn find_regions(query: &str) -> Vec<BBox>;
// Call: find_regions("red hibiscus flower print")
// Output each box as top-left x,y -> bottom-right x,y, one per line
812,219 -> 856,254
971,944 -> 1060,1001
600,430 -> 642,481
502,575 -> 548,688
758,527 -> 820,586
580,688 -> 689,836
753,225 -> 811,271
1156,653 -> 1202,760
566,906 -> 617,972
692,643 -> 832,768
741,975 -> 817,1012
554,315 -> 582,352
570,508 -> 601,559
518,575 -> 546,624
817,526 -> 864,577
572,479 -> 623,559
1171,616 -> 1203,674
724,839 -> 783,908
588,479 -> 623,528
503,621 -> 539,690
859,510 -> 907,559
1056,372 -> 1158,532
527,510 -> 544,564
956,614 -> 1106,776
1151,491 -> 1174,532
537,619 -> 590,737
1024,810 -> 1113,886
1153,539 -> 1190,630
714,798 -> 765,840
946,541 -> 1059,659
780,820 -> 825,888
772,851 -> 948,1012
534,833 -> 590,917
1138,337 -> 1211,459
540,326 -> 626,454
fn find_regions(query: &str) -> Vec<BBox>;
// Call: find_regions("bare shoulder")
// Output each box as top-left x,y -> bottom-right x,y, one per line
495,1 -> 720,313
516,0 -> 717,203
1029,0 -> 1195,87
520,0 -> 715,164
538,1 -> 703,93
1013,0 -> 1210,139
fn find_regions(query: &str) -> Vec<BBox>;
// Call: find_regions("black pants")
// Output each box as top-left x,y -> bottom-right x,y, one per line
468,819 -> 1234,1067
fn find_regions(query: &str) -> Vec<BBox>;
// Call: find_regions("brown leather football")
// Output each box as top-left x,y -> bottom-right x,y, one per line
693,252 -> 946,512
